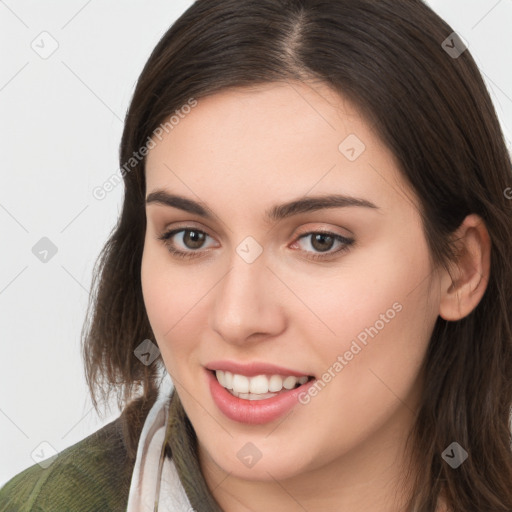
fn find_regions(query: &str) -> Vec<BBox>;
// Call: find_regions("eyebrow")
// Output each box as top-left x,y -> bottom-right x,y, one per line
145,189 -> 379,222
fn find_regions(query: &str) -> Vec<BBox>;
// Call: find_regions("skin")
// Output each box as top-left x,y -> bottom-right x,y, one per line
141,80 -> 490,511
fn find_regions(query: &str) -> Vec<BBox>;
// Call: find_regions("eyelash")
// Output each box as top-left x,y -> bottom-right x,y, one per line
156,227 -> 355,261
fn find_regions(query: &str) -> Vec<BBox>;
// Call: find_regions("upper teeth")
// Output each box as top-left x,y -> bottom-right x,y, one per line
215,370 -> 309,394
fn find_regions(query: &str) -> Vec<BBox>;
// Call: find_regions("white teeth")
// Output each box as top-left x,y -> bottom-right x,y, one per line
283,376 -> 298,389
237,392 -> 275,400
249,375 -> 269,394
214,371 -> 310,396
268,375 -> 283,392
232,374 -> 250,393
224,370 -> 233,389
215,370 -> 226,387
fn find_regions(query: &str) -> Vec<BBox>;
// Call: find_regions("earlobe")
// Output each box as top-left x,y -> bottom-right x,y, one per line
438,214 -> 491,322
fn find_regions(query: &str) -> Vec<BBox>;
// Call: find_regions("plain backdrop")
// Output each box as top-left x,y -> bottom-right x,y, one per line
1,0 -> 511,487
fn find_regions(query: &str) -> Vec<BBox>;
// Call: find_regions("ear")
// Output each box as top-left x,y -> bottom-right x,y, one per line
438,214 -> 491,322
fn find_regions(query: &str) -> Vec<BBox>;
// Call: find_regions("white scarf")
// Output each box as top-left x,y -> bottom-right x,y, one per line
126,374 -> 195,511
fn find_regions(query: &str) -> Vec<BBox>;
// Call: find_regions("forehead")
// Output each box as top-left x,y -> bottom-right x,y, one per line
144,81 -> 415,216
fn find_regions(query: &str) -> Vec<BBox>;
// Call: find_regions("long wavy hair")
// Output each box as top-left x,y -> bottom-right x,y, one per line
81,0 -> 512,510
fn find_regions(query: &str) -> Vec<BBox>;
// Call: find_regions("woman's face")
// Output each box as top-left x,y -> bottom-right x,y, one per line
141,81 -> 442,485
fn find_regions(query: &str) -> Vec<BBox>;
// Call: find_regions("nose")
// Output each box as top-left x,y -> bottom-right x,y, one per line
209,252 -> 286,346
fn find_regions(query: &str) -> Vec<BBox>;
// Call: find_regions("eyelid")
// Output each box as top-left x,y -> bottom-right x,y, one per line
292,223 -> 353,239
159,226 -> 218,248
160,220 -> 212,233
292,230 -> 353,245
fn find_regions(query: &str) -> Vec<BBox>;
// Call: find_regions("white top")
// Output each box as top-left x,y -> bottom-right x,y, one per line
126,374 -> 195,511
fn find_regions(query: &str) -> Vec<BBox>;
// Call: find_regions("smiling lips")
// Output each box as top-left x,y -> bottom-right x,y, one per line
205,361 -> 315,424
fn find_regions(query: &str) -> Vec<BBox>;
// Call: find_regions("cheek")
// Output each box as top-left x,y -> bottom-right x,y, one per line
285,243 -> 430,342
289,233 -> 437,403
141,246 -> 171,333
278,259 -> 437,468
140,244 -> 211,369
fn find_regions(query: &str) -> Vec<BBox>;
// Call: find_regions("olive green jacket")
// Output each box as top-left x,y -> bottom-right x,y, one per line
0,391 -> 158,512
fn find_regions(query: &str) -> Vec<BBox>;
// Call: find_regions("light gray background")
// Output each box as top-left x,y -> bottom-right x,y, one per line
1,0 -> 511,487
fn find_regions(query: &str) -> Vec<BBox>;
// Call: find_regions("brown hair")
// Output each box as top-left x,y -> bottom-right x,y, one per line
82,0 -> 512,510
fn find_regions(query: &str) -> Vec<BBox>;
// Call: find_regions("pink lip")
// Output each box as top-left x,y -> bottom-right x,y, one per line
206,368 -> 316,425
205,360 -> 312,378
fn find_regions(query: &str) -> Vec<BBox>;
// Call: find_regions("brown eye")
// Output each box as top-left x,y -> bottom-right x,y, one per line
310,233 -> 335,252
182,230 -> 207,249
293,231 -> 355,260
157,228 -> 216,259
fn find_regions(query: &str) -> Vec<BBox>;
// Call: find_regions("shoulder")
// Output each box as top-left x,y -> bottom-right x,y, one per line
0,417 -> 129,512
0,389 -> 158,512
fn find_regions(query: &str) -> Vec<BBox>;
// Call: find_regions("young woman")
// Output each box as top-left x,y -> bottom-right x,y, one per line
1,0 -> 511,510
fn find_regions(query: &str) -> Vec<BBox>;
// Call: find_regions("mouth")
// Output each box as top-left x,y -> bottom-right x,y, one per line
205,362 -> 316,424
210,369 -> 313,400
